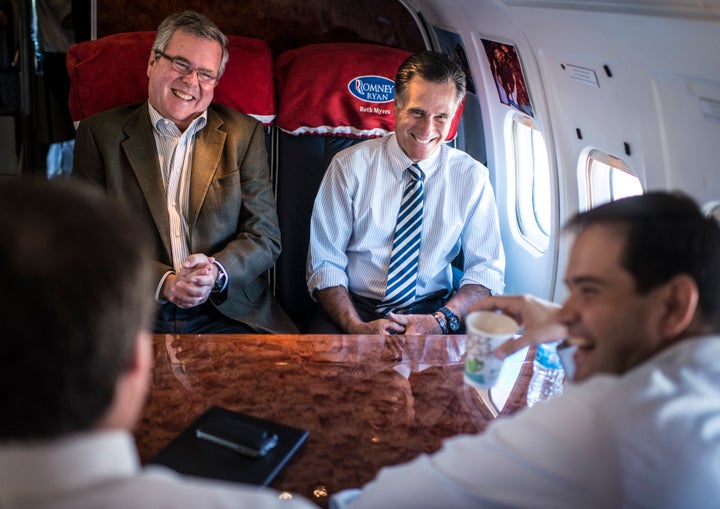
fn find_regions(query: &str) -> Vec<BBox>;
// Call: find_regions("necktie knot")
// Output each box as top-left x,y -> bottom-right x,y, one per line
408,163 -> 425,182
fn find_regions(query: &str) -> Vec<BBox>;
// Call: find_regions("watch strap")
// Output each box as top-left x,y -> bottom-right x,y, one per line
432,311 -> 448,334
438,306 -> 460,332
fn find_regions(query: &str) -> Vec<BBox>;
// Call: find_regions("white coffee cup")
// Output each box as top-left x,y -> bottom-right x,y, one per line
464,311 -> 519,389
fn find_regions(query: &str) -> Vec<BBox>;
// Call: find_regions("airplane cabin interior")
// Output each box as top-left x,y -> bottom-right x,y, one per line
6,0 -> 719,309
2,1 -> 720,506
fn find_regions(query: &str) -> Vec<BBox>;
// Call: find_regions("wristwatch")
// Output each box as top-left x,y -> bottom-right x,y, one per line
212,261 -> 228,293
438,306 -> 460,333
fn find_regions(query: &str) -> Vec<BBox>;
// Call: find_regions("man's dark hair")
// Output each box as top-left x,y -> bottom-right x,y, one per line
395,50 -> 466,107
566,191 -> 720,330
0,178 -> 154,440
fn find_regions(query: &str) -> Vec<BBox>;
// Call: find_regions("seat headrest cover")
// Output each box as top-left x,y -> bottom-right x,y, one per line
275,43 -> 462,140
67,31 -> 275,125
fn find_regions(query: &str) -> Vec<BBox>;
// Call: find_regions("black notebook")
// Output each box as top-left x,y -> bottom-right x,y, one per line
147,406 -> 309,486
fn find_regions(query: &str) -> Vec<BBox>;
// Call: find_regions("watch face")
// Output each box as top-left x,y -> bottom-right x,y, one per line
214,272 -> 227,292
440,307 -> 460,332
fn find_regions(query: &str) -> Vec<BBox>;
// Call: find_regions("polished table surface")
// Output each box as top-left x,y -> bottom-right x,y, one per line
135,334 -> 533,507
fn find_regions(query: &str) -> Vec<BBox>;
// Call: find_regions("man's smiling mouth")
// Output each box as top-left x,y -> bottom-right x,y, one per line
411,135 -> 435,145
173,89 -> 194,101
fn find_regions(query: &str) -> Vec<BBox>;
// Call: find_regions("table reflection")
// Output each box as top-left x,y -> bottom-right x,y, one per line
135,334 -> 532,507
490,346 -> 531,413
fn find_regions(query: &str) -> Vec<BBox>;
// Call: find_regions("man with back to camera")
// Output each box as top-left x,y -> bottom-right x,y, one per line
73,10 -> 296,334
331,191 -> 720,508
306,51 -> 505,335
0,178 -> 317,508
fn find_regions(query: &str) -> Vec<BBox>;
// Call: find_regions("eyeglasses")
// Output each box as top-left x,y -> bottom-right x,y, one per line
154,50 -> 218,85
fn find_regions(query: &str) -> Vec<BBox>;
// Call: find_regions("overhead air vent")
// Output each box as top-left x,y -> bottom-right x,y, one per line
563,64 -> 600,87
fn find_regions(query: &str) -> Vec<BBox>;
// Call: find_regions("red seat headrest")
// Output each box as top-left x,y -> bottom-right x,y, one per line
67,31 -> 275,125
274,43 -> 463,140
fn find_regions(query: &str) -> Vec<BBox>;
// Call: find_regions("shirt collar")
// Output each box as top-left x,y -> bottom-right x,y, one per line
387,133 -> 443,181
148,103 -> 208,138
0,430 -> 139,502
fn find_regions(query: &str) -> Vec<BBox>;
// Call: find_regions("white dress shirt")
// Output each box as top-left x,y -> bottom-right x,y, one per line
307,134 -> 505,302
331,335 -> 720,509
0,430 -> 317,508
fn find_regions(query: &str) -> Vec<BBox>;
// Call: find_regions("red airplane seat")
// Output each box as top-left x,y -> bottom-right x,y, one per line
66,31 -> 275,126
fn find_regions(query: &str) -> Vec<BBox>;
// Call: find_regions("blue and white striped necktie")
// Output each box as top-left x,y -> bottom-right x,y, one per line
377,163 -> 425,314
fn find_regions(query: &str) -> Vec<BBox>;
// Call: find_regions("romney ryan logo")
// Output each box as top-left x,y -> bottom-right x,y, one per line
348,75 -> 395,103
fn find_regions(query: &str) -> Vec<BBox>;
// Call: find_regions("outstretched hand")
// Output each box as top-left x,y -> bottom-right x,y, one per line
469,294 -> 566,358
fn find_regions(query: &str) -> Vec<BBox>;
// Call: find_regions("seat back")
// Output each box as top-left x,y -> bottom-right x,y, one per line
66,31 -> 275,126
273,43 -> 468,330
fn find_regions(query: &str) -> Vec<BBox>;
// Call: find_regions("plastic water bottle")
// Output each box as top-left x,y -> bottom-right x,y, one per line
526,342 -> 565,407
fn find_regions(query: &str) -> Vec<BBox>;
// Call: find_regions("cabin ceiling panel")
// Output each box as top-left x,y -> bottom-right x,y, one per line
93,0 -> 427,56
500,0 -> 720,19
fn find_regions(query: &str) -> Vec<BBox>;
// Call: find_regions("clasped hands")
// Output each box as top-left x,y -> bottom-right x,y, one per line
161,254 -> 219,309
350,311 -> 444,335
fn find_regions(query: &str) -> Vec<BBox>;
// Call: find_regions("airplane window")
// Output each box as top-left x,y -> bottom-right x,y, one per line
583,151 -> 643,209
512,114 -> 551,252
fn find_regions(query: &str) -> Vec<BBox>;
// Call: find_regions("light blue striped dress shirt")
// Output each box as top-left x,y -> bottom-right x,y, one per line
307,134 -> 505,302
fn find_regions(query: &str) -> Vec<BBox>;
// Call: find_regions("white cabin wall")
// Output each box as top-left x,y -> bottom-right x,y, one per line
413,0 -> 720,302
504,6 -> 720,300
414,0 -> 561,301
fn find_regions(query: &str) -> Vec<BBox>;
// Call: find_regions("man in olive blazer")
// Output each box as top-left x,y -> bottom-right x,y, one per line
73,12 -> 296,334
74,103 -> 295,334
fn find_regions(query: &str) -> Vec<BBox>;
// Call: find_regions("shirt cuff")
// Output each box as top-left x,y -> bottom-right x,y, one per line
460,267 -> 505,296
155,271 -> 174,304
307,266 -> 349,297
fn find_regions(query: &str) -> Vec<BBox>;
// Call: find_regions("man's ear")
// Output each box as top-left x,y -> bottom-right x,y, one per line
147,52 -> 157,78
98,331 -> 153,430
659,274 -> 699,339
131,330 -> 154,383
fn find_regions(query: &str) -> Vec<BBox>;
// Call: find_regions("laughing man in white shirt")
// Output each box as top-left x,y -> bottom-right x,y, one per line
332,191 -> 720,509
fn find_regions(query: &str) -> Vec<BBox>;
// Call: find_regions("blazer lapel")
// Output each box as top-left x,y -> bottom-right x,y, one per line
121,107 -> 173,258
188,111 -> 226,230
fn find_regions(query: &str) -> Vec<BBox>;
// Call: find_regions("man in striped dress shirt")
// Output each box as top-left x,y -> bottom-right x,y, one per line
307,51 -> 505,334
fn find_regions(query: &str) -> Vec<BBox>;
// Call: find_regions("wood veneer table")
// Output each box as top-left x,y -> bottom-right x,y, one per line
135,334 -> 532,507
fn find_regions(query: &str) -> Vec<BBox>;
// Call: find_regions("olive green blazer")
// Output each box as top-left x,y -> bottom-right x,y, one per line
73,102 -> 296,333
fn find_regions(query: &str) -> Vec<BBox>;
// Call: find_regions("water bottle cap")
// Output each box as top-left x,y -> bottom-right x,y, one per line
535,342 -> 563,369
